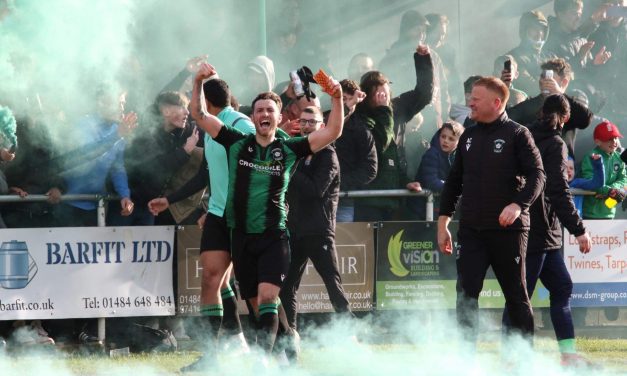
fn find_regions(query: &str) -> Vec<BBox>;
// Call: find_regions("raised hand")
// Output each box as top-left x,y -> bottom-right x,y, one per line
195,63 -> 217,82
186,55 -> 208,73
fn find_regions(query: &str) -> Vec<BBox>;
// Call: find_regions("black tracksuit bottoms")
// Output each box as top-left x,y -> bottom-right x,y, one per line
279,234 -> 352,330
456,227 -> 534,341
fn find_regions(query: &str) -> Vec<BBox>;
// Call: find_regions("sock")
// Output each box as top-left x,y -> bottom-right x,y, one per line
258,302 -> 279,353
200,304 -> 223,345
220,285 -> 243,335
558,338 -> 577,354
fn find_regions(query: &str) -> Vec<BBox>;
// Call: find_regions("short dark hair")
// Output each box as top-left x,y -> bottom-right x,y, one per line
472,76 -> 510,109
340,79 -> 360,95
202,78 -> 230,108
425,13 -> 449,32
252,91 -> 282,111
554,0 -> 582,14
541,94 -> 571,129
463,75 -> 483,94
541,58 -> 573,80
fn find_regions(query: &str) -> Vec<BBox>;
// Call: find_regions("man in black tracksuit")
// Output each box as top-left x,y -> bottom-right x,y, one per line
280,106 -> 353,334
438,77 -> 545,344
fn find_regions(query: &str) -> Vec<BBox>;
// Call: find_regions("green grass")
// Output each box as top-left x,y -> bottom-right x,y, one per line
3,338 -> 627,375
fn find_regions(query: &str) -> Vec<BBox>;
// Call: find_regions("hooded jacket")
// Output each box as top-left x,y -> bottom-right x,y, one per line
527,120 -> 586,252
505,11 -> 554,96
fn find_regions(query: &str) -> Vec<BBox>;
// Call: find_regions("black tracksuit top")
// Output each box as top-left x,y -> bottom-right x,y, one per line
440,112 -> 546,230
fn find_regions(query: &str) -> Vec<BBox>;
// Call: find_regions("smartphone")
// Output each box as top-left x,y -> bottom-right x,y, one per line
607,5 -> 627,18
504,59 -> 512,73
541,69 -> 554,79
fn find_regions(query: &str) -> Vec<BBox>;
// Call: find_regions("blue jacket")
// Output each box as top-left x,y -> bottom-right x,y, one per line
416,128 -> 455,192
62,115 -> 130,210
569,156 -> 604,216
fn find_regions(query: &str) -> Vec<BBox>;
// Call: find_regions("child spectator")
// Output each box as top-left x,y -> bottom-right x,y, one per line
408,120 -> 463,219
581,121 -> 627,219
566,154 -> 604,216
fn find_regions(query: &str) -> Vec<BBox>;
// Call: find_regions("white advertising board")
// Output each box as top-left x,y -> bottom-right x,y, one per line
0,226 -> 175,320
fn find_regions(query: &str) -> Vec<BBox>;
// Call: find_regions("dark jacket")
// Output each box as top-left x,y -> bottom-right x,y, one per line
125,118 -> 195,206
407,128 -> 455,219
527,120 -> 586,252
334,111 -> 377,205
504,11 -> 553,96
355,52 -> 434,211
507,93 -> 593,157
3,116 -> 66,215
416,128 -> 455,192
287,145 -> 339,237
440,112 -> 545,230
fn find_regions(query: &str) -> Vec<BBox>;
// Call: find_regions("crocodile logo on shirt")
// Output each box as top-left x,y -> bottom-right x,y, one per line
493,139 -> 505,153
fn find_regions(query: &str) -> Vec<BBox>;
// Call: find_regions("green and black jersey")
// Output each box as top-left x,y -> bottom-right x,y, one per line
214,126 -> 312,233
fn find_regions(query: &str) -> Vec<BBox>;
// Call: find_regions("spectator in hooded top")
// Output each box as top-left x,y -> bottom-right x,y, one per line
408,120 -> 464,219
502,11 -> 555,97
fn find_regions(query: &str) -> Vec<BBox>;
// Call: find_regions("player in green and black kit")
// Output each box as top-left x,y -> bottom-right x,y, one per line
190,62 -> 344,362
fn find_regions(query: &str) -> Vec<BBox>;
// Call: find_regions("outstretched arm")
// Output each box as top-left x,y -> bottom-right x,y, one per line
307,83 -> 344,153
190,63 -> 225,139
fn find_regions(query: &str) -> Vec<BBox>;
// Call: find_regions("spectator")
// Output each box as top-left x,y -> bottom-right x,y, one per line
581,121 -> 626,219
354,44 -> 433,221
380,10 -> 450,131
502,11 -> 554,96
450,75 -> 482,127
508,58 -> 592,158
280,106 -> 354,363
544,0 -> 612,70
238,55 -> 277,116
3,115 -> 64,228
347,53 -> 375,83
567,154 -> 605,216
409,121 -> 464,219
115,91 -> 200,226
0,104 -> 18,228
587,0 -> 627,120
438,77 -> 545,345
56,87 -> 136,227
494,55 -> 529,106
426,13 -> 462,102
334,79 -> 377,222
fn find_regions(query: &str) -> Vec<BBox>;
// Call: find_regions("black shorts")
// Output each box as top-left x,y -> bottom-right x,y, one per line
231,228 -> 290,299
200,212 -> 230,252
